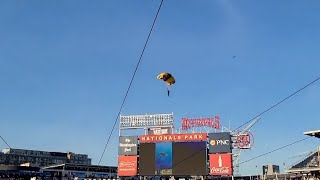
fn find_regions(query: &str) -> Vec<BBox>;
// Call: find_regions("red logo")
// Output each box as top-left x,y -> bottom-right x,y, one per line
118,156 -> 138,176
235,134 -> 251,149
182,116 -> 221,130
209,154 -> 233,175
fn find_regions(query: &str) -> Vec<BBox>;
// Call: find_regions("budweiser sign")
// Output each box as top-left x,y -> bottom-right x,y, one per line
209,154 -> 233,175
118,156 -> 138,176
119,161 -> 136,167
139,133 -> 207,143
182,116 -> 221,130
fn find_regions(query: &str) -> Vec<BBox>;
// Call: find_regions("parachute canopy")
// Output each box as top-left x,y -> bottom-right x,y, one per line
157,72 -> 175,86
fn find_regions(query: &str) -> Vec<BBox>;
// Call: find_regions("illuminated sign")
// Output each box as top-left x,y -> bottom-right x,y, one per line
120,113 -> 174,129
209,132 -> 232,153
182,116 -> 220,130
139,133 -> 207,143
209,154 -> 233,175
233,133 -> 252,149
118,156 -> 138,176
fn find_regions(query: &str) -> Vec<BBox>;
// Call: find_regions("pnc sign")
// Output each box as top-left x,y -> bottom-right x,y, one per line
210,139 -> 230,146
209,132 -> 232,153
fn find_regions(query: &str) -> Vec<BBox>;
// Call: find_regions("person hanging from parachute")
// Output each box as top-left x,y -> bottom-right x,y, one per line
157,72 -> 175,96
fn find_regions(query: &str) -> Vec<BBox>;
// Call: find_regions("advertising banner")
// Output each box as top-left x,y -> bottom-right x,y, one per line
182,116 -> 221,130
139,133 -> 207,143
118,136 -> 138,155
233,133 -> 251,149
209,154 -> 233,175
148,127 -> 172,135
208,132 -> 232,153
118,156 -> 138,176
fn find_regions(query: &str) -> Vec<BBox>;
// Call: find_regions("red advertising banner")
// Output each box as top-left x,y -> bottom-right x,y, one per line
118,156 -> 138,176
209,154 -> 233,175
182,116 -> 221,130
139,133 -> 207,143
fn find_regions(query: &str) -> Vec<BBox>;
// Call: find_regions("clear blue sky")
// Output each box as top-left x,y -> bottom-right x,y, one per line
1,0 -> 320,175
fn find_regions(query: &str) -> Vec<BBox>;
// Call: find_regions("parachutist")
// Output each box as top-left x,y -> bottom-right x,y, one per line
157,72 -> 175,96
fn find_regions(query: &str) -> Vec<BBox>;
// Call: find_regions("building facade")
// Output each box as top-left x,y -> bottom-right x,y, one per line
42,163 -> 118,179
0,148 -> 91,167
262,165 -> 280,176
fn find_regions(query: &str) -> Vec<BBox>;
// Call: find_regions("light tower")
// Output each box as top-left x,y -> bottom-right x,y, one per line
232,117 -> 260,176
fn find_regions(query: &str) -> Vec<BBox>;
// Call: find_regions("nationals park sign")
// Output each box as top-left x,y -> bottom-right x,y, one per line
139,133 -> 207,143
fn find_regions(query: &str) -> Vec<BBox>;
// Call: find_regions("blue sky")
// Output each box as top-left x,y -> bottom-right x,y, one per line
1,0 -> 320,175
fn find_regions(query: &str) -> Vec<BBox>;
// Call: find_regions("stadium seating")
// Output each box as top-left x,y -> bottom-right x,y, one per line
290,151 -> 318,169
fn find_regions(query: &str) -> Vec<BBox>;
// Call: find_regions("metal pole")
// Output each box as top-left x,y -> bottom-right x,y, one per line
119,115 -> 122,137
318,146 -> 320,168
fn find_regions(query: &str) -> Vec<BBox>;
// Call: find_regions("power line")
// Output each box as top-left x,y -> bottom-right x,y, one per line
203,75 -> 320,144
231,75 -> 320,133
97,0 -> 165,165
214,75 -> 320,148
0,135 -> 11,149
236,136 -> 311,165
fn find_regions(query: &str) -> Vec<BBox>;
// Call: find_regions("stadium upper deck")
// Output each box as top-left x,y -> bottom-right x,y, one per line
304,130 -> 320,138
286,130 -> 320,176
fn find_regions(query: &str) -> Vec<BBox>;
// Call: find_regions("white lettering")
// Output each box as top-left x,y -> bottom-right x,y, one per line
119,161 -> 136,168
216,140 -> 230,145
119,143 -> 137,148
177,135 -> 181,140
211,167 -> 230,174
